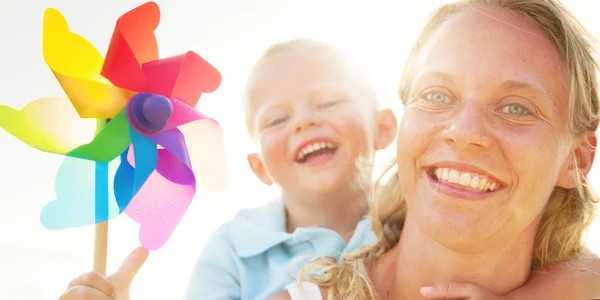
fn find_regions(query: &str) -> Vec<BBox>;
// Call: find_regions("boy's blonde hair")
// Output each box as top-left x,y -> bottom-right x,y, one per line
297,1 -> 600,299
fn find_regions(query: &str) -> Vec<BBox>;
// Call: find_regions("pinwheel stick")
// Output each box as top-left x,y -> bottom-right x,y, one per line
94,222 -> 108,274
93,118 -> 108,275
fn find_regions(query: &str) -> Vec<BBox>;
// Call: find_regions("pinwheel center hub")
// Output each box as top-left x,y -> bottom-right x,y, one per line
128,93 -> 173,134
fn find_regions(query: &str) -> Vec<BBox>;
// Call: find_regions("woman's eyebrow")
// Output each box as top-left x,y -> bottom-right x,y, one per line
500,80 -> 549,97
414,71 -> 550,97
408,71 -> 455,92
415,71 -> 455,83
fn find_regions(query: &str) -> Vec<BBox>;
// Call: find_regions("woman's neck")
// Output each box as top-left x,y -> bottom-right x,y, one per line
282,187 -> 368,242
374,212 -> 541,299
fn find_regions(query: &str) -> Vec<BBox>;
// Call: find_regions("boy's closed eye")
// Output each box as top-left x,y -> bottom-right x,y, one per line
317,99 -> 344,108
266,116 -> 288,127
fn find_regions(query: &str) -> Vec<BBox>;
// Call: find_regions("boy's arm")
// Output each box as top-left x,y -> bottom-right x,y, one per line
182,226 -> 242,300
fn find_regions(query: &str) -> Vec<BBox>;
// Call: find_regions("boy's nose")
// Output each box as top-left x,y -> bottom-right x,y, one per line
294,115 -> 319,133
292,106 -> 323,133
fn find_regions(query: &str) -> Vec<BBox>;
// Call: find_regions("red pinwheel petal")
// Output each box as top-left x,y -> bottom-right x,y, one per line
101,2 -> 159,92
142,51 -> 222,108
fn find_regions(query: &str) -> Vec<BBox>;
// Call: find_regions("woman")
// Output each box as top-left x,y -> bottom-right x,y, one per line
280,0 -> 600,299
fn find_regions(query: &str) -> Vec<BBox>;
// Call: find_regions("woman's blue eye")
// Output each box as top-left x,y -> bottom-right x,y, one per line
425,92 -> 448,103
503,104 -> 530,115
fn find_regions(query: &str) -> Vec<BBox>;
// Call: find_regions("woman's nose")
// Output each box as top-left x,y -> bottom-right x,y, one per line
442,105 -> 491,149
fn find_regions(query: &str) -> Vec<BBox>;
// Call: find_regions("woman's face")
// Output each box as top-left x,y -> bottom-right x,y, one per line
397,7 -> 576,250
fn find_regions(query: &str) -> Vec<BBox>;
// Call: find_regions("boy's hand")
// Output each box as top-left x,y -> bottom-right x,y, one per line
421,282 -> 510,300
58,247 -> 149,300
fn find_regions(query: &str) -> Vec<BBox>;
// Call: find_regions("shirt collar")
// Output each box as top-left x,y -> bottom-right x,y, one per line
230,199 -> 376,258
230,199 -> 292,258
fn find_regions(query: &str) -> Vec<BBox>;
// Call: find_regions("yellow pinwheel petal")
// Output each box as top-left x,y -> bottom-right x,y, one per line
0,97 -> 96,155
42,8 -> 128,119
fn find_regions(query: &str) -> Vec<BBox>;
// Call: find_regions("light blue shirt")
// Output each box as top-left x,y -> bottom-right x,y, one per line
182,199 -> 375,300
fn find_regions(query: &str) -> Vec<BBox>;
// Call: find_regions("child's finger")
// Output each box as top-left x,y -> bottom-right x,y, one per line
58,285 -> 112,300
421,282 -> 495,299
108,247 -> 149,291
65,271 -> 114,298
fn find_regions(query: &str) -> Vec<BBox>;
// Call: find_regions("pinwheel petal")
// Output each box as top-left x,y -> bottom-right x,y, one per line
101,2 -> 159,92
149,128 -> 193,184
42,8 -> 127,118
113,126 -> 158,212
124,149 -> 195,250
67,109 -> 131,163
0,97 -> 95,155
142,51 -> 222,107
40,157 -> 121,229
178,118 -> 228,192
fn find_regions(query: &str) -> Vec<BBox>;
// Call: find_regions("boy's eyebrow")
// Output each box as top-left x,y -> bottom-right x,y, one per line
308,85 -> 345,97
308,81 -> 369,97
254,101 -> 286,120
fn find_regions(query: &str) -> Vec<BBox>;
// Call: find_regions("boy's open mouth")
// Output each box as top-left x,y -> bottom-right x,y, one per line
295,140 -> 339,164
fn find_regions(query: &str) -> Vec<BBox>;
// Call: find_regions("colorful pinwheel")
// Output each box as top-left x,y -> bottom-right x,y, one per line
0,1 -> 228,259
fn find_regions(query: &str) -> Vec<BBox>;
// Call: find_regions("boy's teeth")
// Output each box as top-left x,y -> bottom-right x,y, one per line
433,167 -> 499,192
297,141 -> 336,160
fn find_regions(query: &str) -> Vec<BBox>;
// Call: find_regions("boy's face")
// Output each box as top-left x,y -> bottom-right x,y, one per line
246,48 -> 395,195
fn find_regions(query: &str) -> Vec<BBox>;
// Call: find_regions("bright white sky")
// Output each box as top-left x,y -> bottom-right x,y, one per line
1,0 -> 599,299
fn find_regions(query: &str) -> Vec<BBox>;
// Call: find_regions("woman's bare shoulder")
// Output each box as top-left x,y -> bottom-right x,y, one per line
524,248 -> 600,298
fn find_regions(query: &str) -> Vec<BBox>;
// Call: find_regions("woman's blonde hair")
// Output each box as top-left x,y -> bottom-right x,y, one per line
297,1 -> 600,299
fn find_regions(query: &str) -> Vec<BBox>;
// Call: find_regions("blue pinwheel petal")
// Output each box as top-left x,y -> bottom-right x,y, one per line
40,157 -> 121,229
113,124 -> 158,210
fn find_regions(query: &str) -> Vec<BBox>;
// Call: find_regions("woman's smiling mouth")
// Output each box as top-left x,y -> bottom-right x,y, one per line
426,164 -> 506,199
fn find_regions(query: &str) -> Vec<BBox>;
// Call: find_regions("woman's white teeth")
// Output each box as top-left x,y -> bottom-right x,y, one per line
433,168 -> 499,192
297,142 -> 335,160
469,176 -> 479,188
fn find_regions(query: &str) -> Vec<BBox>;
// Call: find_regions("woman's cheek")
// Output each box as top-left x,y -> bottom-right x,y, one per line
397,111 -> 439,144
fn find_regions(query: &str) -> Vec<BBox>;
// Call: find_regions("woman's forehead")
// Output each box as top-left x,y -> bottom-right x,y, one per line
411,7 -> 567,99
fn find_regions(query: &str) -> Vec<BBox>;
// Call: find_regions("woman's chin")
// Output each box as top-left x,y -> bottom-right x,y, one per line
411,206 -> 500,253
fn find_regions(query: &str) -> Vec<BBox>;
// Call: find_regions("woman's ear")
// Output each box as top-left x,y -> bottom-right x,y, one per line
247,153 -> 274,186
374,108 -> 398,150
557,132 -> 597,189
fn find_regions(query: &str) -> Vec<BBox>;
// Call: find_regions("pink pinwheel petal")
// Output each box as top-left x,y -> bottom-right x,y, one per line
124,149 -> 194,250
141,51 -> 221,107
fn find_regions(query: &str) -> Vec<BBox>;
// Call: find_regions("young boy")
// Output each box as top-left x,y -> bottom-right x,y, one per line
182,39 -> 398,299
58,39 -> 600,300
